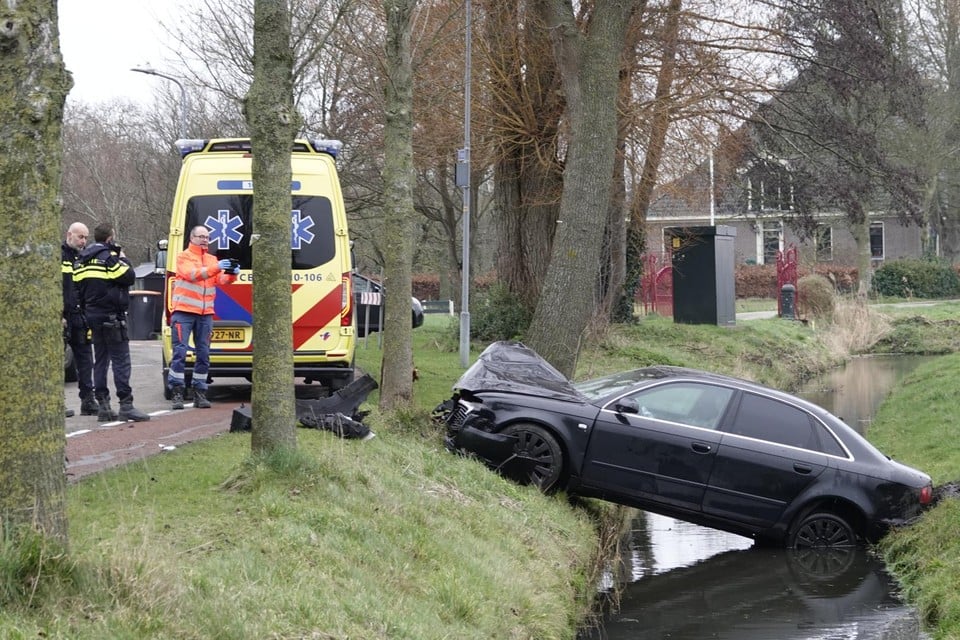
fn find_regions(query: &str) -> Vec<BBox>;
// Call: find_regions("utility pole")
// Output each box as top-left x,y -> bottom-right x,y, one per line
456,0 -> 472,368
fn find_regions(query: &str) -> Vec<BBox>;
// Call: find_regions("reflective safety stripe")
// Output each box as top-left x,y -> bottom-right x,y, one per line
73,261 -> 130,282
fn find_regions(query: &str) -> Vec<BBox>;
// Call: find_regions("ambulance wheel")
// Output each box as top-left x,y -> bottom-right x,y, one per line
161,362 -> 172,400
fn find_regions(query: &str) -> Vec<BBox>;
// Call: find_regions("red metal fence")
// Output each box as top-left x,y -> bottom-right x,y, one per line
639,252 -> 673,317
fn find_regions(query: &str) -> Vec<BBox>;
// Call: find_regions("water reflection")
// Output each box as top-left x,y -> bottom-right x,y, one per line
798,354 -> 933,434
582,524 -> 909,640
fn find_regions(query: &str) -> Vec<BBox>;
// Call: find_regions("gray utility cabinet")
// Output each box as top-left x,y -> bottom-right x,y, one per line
666,225 -> 736,326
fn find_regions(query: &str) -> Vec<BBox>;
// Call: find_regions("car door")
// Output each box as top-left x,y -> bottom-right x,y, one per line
703,391 -> 828,528
580,382 -> 733,512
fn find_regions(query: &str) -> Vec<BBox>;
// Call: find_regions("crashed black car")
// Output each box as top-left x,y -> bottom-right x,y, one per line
437,342 -> 933,549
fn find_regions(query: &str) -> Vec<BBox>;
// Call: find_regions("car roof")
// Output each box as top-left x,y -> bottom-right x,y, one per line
630,365 -> 812,403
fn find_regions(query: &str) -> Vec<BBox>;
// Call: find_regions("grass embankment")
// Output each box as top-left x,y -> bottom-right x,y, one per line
869,353 -> 960,639
1,304 -> 957,638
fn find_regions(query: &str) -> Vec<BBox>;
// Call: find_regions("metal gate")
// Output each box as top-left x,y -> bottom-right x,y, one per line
639,252 -> 673,317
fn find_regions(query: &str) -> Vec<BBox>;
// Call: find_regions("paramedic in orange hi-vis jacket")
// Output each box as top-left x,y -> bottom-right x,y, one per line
167,225 -> 238,409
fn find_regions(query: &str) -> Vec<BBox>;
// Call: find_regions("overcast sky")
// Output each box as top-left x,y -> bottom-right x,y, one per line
59,0 -> 182,105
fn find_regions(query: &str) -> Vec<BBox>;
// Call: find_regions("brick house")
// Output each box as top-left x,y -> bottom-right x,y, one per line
646,131 -> 926,269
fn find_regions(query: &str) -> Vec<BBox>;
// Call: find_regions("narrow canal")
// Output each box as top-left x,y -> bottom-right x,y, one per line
580,355 -> 934,640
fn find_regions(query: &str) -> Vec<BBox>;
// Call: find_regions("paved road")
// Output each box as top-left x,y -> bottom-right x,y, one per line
63,341 -> 251,481
63,340 -> 344,481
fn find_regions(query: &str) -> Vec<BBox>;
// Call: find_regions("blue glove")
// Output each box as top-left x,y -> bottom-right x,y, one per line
217,259 -> 232,270
226,266 -> 240,275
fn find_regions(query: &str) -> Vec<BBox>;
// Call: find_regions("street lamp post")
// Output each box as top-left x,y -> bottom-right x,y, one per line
456,0 -> 472,368
131,66 -> 188,139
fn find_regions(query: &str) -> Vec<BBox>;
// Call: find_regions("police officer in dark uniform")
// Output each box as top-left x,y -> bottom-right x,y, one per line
62,222 -> 97,416
74,222 -> 150,422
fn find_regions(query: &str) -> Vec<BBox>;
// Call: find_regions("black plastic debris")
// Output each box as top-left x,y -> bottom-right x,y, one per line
229,374 -> 378,439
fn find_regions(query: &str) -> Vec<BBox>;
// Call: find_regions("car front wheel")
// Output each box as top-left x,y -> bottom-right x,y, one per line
788,512 -> 856,549
500,423 -> 564,492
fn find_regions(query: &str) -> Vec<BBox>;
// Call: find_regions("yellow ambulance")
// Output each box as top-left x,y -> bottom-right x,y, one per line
159,138 -> 355,398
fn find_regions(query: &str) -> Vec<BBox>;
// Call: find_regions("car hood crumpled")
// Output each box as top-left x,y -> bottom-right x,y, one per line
453,341 -> 587,401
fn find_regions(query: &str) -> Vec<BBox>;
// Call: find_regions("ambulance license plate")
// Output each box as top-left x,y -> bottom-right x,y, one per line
212,328 -> 245,343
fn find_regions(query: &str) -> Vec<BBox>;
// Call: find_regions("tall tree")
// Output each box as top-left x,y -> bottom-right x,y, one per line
905,0 -> 960,261
757,0 -> 926,292
378,0 -> 417,407
525,1 -> 638,376
0,0 -> 71,542
482,2 -> 565,307
246,0 -> 299,453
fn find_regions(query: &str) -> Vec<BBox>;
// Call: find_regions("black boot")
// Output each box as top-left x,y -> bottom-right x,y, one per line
118,395 -> 151,422
80,394 -> 100,416
171,386 -> 185,410
96,394 -> 118,422
193,388 -> 211,409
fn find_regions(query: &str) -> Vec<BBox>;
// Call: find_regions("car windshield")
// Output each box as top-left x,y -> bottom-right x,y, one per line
573,368 -> 674,401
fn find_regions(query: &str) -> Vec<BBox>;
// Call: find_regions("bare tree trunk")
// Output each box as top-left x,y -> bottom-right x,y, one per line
247,0 -> 298,454
621,0 -> 678,318
598,145 -> 627,321
379,0 -> 417,408
0,0 -> 71,543
525,1 -> 637,376
850,216 -> 873,295
484,1 -> 564,307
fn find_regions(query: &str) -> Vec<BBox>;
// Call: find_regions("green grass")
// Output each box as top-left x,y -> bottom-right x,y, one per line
5,428 -> 597,639
870,352 -> 960,639
3,302 -> 960,638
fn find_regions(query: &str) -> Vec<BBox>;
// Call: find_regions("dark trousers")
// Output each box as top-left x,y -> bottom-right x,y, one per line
66,313 -> 94,399
88,312 -> 132,400
168,311 -> 213,391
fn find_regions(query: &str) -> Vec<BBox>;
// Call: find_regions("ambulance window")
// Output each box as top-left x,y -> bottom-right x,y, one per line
183,194 -> 336,269
292,196 -> 336,269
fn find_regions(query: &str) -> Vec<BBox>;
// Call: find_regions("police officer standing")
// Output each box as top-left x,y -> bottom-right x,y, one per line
62,222 -> 97,416
74,222 -> 150,422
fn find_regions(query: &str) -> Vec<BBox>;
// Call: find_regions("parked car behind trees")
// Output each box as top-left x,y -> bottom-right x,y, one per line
353,273 -> 424,337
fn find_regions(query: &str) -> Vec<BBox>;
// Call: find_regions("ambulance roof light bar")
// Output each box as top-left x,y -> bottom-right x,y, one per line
174,138 -> 343,159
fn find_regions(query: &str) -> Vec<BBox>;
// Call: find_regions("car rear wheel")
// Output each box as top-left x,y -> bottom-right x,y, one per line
788,512 -> 856,549
500,423 -> 564,492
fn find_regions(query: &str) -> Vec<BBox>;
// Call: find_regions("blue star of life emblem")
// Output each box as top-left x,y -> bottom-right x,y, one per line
205,210 -> 244,250
291,210 -> 315,250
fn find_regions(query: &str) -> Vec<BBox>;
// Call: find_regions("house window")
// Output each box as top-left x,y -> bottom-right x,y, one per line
815,225 -> 833,261
870,222 -> 884,259
743,161 -> 793,212
762,221 -> 782,265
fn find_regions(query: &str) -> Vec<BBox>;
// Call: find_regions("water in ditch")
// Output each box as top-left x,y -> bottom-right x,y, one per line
580,354 -> 934,640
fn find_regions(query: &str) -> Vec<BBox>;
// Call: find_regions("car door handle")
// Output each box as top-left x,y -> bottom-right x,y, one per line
691,442 -> 712,454
793,464 -> 813,474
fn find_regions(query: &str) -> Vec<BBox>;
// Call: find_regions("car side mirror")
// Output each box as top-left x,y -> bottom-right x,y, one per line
614,397 -> 639,414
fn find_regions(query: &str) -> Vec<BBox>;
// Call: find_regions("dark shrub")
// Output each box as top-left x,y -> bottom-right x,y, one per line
872,259 -> 960,299
470,283 -> 532,342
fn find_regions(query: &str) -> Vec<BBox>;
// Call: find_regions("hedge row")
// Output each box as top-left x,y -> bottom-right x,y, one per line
403,259 -> 958,303
734,265 -> 860,298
